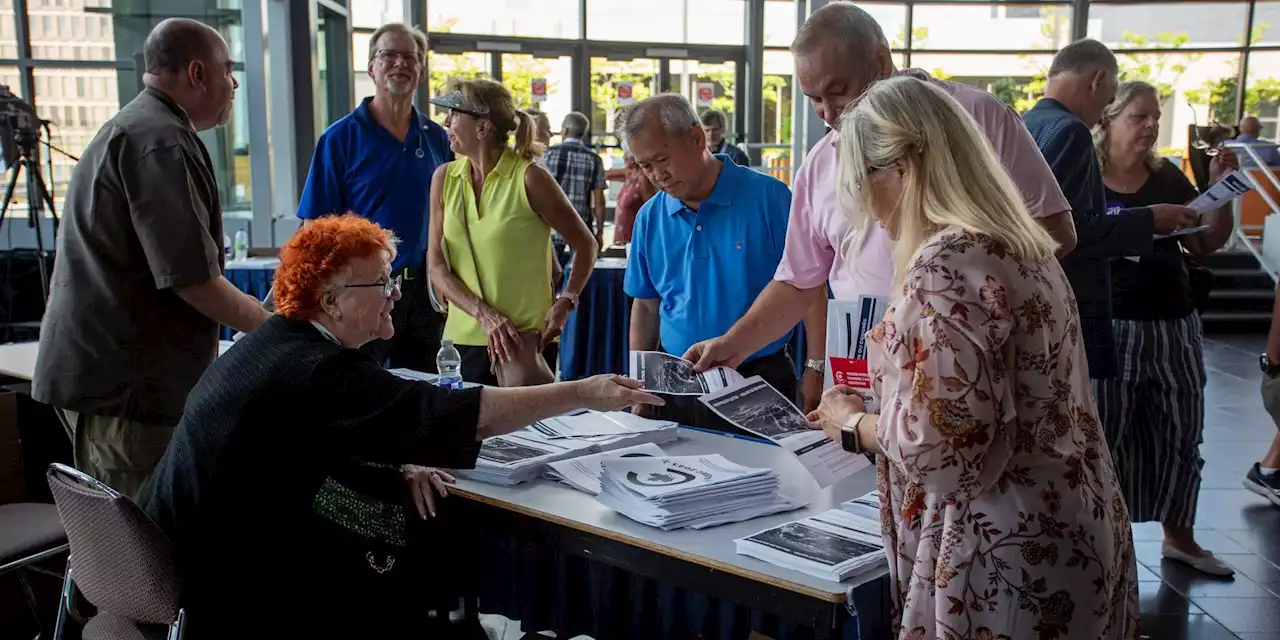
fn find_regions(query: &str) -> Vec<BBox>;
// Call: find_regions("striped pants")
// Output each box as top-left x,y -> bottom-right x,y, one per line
1094,313 -> 1207,528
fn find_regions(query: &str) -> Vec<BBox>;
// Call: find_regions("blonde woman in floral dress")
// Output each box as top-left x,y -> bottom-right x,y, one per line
807,76 -> 1138,639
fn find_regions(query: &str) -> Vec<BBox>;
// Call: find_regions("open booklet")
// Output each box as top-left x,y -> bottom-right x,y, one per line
699,376 -> 870,488
629,350 -> 745,395
824,296 -> 886,413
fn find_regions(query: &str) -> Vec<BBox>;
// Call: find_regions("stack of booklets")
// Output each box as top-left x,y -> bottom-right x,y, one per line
544,442 -> 667,495
596,454 -> 805,530
735,492 -> 886,582
455,411 -> 679,486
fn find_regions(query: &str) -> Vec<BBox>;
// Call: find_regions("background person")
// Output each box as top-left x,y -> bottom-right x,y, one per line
427,80 -> 598,385
142,214 -> 661,638
612,142 -> 657,246
1094,80 -> 1239,576
297,22 -> 451,371
32,18 -> 270,499
1253,278 -> 1280,507
544,111 -> 607,256
700,109 -> 751,167
1235,115 -> 1280,167
807,76 -> 1136,639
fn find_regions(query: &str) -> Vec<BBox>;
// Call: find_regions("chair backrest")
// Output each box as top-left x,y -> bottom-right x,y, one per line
45,463 -> 179,624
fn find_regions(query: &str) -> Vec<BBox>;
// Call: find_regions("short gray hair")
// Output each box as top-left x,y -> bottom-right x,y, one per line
615,94 -> 700,143
792,2 -> 888,57
561,111 -> 590,138
700,109 -> 727,128
1048,38 -> 1118,79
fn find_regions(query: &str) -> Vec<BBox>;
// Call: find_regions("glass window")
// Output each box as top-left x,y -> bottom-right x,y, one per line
426,51 -> 491,123
762,49 -> 793,183
500,53 -> 573,135
1250,2 -> 1280,46
0,67 -> 19,97
351,0 -> 405,29
1087,3 -> 1250,50
589,57 -> 658,140
908,53 -> 1052,111
587,0 -> 744,45
0,9 -> 14,49
1246,52 -> 1280,142
764,0 -> 797,48
429,0 -> 579,39
912,4 -> 1071,51
1111,52 -> 1243,153
671,59 -> 737,136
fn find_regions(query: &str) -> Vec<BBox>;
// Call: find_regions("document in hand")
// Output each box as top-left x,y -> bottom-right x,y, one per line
1153,224 -> 1212,240
629,350 -> 745,395
825,296 -> 887,412
545,442 -> 667,495
596,454 -> 805,530
1188,170 -> 1253,213
735,508 -> 887,583
700,377 -> 870,488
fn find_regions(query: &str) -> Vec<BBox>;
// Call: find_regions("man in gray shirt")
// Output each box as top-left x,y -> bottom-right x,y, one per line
33,18 -> 269,498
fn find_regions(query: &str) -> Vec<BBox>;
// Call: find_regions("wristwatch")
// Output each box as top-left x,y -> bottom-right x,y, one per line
841,412 -> 866,454
1261,353 -> 1280,378
557,292 -> 579,311
805,358 -> 825,374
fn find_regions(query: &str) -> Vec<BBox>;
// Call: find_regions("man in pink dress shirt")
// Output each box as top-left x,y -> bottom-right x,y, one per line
686,2 -> 1076,406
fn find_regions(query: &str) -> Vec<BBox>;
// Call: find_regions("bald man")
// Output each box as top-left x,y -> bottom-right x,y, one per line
34,18 -> 270,498
1236,116 -> 1280,167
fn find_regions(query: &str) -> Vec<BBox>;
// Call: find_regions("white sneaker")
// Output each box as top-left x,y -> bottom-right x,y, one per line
1162,546 -> 1236,577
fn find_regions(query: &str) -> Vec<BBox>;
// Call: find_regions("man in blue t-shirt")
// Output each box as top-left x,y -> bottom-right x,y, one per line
620,94 -> 794,435
297,23 -> 452,370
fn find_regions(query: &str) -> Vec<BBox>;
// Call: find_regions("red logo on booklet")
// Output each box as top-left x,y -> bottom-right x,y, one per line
830,357 -> 871,389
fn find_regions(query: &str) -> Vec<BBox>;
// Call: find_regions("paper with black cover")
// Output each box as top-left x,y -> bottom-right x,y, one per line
735,504 -> 887,582
629,350 -> 744,395
699,376 -> 870,487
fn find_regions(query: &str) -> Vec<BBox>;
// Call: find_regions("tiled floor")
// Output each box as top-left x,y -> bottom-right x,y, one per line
1137,334 -> 1280,639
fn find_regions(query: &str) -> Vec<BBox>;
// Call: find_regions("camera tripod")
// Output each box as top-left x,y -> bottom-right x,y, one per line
0,146 -> 58,302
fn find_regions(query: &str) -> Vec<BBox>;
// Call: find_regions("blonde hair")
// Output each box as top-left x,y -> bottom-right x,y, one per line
1093,80 -> 1163,173
837,76 -> 1058,287
450,78 -> 546,159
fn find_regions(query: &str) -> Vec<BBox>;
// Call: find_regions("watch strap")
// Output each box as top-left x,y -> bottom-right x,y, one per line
557,292 -> 579,310
805,358 -> 825,374
841,412 -> 867,454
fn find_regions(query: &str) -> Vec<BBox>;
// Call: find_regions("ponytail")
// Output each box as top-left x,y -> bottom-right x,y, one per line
512,110 -> 546,160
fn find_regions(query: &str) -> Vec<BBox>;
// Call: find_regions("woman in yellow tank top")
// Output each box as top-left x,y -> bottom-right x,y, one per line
426,79 -> 598,385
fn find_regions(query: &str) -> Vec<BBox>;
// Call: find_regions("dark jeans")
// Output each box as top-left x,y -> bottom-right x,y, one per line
360,266 -> 445,372
650,346 -> 797,437
456,343 -> 560,386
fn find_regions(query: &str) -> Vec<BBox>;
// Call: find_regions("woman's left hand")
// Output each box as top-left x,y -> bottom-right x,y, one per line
806,385 -> 868,443
402,465 -> 455,519
540,298 -> 572,348
1210,147 -> 1239,181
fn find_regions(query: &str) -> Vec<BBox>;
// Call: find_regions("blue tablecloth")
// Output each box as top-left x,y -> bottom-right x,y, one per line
225,265 -> 276,340
559,259 -> 809,382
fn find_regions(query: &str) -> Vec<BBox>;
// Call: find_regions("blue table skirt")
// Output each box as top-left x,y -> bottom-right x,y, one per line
224,268 -> 275,340
559,266 -> 809,382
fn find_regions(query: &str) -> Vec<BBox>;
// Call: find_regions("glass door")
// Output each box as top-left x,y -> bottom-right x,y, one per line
425,50 -> 492,125
500,53 -> 574,143
669,58 -> 738,145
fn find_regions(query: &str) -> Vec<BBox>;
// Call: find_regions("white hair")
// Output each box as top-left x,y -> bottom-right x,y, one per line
615,94 -> 700,143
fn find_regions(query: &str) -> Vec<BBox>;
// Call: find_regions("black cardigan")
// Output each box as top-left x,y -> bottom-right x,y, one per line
142,314 -> 482,634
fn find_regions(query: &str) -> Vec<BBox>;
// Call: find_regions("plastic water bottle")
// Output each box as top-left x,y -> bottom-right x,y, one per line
233,229 -> 248,261
436,339 -> 463,390
223,234 -> 232,261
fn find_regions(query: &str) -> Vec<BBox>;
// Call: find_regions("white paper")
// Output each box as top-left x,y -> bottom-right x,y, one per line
1153,224 -> 1211,240
629,350 -> 745,396
699,376 -> 871,487
824,296 -> 886,413
545,443 -> 667,495
1188,170 -> 1253,213
735,508 -> 887,582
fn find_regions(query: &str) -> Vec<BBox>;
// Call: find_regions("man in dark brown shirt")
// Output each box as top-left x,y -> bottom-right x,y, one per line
32,18 -> 270,498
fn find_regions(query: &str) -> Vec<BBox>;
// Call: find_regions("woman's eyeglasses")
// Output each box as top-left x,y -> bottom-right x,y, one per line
340,275 -> 402,299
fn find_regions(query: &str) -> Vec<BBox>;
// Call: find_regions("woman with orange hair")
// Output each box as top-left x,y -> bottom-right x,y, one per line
141,214 -> 661,639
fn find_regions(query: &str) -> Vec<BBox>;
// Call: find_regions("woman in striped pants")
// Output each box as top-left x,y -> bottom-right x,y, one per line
1093,81 -> 1238,576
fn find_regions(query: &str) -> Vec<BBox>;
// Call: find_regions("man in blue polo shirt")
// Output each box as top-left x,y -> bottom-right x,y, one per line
620,94 -> 794,433
297,22 -> 451,370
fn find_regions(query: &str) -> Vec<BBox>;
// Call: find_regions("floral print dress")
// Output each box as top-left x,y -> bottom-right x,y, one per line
867,229 -> 1138,640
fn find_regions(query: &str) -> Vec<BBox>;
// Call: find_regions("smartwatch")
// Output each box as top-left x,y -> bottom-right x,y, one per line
841,412 -> 866,454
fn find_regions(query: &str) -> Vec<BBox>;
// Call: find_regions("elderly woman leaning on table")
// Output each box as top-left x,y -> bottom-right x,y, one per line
141,214 -> 661,639
427,79 -> 598,386
1092,81 -> 1238,576
805,76 -> 1137,639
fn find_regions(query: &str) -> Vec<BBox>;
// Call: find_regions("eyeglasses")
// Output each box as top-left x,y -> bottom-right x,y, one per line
375,49 -> 421,67
339,274 -> 402,298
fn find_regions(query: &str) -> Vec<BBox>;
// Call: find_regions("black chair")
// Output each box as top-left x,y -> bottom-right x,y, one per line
0,502 -> 69,639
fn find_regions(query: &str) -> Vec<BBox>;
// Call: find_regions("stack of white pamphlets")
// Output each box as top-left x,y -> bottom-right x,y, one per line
544,443 -> 667,495
700,376 -> 871,488
596,454 -> 805,530
840,490 -> 882,522
456,412 -> 679,486
735,505 -> 886,582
